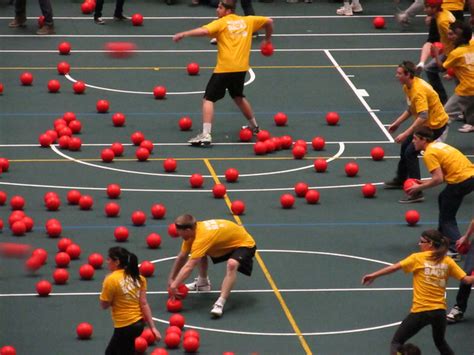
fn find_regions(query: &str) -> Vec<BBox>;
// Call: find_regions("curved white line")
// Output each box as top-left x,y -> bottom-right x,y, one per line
49,142 -> 344,179
150,249 -> 398,336
64,68 -> 255,95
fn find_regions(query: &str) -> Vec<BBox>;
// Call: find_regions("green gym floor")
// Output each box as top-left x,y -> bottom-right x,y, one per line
0,0 -> 473,354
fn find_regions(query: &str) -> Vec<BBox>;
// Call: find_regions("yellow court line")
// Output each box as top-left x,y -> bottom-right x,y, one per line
203,158 -> 313,355
0,64 -> 397,71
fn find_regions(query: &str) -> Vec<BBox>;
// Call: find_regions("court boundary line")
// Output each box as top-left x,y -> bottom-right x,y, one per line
324,50 -> 394,143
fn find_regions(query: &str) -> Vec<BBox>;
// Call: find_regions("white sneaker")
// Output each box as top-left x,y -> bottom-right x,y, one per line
336,5 -> 353,16
185,277 -> 211,291
395,12 -> 409,25
351,2 -> 363,12
188,132 -> 212,146
447,305 -> 464,323
210,303 -> 223,317
210,38 -> 217,45
458,124 -> 474,133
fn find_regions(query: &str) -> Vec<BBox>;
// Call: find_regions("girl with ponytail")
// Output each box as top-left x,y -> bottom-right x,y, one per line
362,229 -> 474,355
100,247 -> 161,354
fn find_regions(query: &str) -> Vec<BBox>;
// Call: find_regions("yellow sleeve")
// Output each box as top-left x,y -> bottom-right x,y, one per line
203,18 -> 223,37
249,16 -> 270,32
422,150 -> 441,173
399,254 -> 417,273
411,93 -> 428,114
448,258 -> 467,280
100,274 -> 114,302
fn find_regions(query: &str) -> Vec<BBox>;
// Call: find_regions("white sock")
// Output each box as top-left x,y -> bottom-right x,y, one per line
216,297 -> 226,306
247,118 -> 258,129
343,1 -> 350,6
197,276 -> 209,285
203,123 -> 212,135
352,0 -> 359,6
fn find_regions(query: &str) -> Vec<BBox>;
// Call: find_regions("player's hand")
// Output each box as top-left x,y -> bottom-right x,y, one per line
405,183 -> 421,195
151,327 -> 162,342
361,274 -> 375,285
173,33 -> 185,42
388,123 -> 399,133
394,132 -> 407,143
455,235 -> 469,249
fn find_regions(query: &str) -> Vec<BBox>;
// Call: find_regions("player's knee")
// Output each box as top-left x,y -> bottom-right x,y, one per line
227,258 -> 239,272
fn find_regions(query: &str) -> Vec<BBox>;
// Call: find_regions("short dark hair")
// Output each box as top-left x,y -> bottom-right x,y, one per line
399,61 -> 416,78
174,214 -> 197,230
413,127 -> 434,141
220,0 -> 236,10
450,20 -> 472,44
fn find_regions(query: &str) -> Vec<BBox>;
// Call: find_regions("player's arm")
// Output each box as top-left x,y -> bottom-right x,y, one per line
396,112 -> 426,143
139,290 -> 162,341
389,109 -> 411,133
361,262 -> 402,285
262,18 -> 274,44
173,27 -> 210,42
100,300 -> 111,309
406,167 -> 444,195
418,42 -> 433,70
456,218 -> 474,249
169,258 -> 200,290
168,251 -> 189,286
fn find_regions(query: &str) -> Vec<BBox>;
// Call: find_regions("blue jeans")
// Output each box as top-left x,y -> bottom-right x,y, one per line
438,177 -> 474,248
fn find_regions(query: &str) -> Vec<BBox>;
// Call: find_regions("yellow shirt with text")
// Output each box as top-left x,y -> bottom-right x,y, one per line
203,14 -> 269,73
100,269 -> 146,328
423,142 -> 474,184
181,220 -> 256,259
403,77 -> 448,129
400,251 -> 466,313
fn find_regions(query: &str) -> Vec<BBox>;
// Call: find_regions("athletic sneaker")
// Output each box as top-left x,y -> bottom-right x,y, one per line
351,3 -> 363,12
241,125 -> 260,135
113,14 -> 130,21
186,278 -> 211,291
384,178 -> 403,189
94,17 -> 105,25
188,132 -> 212,146
210,38 -> 217,45
458,124 -> 474,133
398,192 -> 424,204
447,250 -> 461,261
447,306 -> 464,323
336,5 -> 353,16
210,303 -> 224,317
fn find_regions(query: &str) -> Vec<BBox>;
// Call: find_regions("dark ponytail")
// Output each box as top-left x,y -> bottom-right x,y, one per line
422,230 -> 449,264
108,247 -> 141,286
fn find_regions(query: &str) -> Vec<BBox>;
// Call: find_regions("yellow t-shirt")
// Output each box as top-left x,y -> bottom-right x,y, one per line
423,142 -> 474,184
442,0 -> 464,12
100,269 -> 146,328
181,219 -> 256,259
400,251 -> 466,313
403,77 -> 448,129
203,14 -> 269,73
443,43 -> 474,96
435,9 -> 456,55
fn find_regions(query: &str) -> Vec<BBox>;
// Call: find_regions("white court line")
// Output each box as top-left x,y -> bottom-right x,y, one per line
47,143 -> 344,179
0,48 -> 420,53
324,50 -> 394,143
0,33 -> 426,39
64,69 -> 255,95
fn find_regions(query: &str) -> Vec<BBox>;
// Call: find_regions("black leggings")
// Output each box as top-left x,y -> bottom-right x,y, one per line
105,319 -> 144,355
391,310 -> 453,355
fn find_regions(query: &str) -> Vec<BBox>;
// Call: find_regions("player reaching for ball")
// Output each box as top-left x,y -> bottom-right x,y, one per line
362,229 -> 474,355
167,215 -> 256,317
405,127 -> 474,259
100,247 -> 161,354
384,61 -> 448,203
446,217 -> 474,324
172,0 -> 273,146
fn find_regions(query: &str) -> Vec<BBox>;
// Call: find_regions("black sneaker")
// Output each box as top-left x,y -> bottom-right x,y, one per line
94,17 -> 105,25
398,192 -> 424,204
384,178 -> 403,189
113,14 -> 129,21
242,125 -> 260,135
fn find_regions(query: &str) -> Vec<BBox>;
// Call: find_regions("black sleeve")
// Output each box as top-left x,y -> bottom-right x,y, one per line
427,17 -> 440,43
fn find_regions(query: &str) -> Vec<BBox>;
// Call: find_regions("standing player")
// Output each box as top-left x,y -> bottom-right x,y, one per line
167,215 -> 256,317
384,61 -> 449,203
442,21 -> 474,133
362,229 -> 474,355
416,0 -> 456,104
172,0 -> 273,146
100,247 -> 161,354
406,127 -> 474,257
447,218 -> 474,323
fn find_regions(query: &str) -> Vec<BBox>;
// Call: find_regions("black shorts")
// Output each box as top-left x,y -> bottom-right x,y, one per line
204,72 -> 247,102
210,245 -> 256,276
